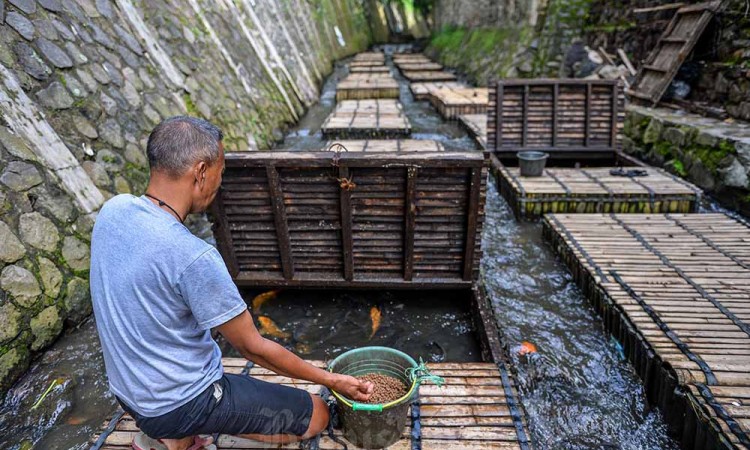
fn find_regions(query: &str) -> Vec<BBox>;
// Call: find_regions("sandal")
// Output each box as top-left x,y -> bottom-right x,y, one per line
132,432 -> 218,450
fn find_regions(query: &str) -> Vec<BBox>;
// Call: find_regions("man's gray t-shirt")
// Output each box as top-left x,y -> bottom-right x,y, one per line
90,194 -> 246,417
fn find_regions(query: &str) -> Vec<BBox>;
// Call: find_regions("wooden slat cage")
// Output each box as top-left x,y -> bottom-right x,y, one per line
210,150 -> 487,289
488,79 -> 625,160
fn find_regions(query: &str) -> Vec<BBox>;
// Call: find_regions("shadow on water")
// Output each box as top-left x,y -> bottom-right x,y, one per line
481,180 -> 679,450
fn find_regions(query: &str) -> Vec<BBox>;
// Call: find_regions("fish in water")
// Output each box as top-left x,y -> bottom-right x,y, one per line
257,316 -> 291,340
252,289 -> 280,312
517,341 -> 537,356
369,306 -> 381,340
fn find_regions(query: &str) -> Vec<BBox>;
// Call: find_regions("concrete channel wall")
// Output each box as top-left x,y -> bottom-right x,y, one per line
0,0 -> 372,395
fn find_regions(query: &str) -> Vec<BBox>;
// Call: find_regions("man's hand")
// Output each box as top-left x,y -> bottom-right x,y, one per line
330,374 -> 374,402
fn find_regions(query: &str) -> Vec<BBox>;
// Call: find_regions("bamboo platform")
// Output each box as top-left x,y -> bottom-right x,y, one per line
350,60 -> 386,68
350,65 -> 391,73
324,139 -> 447,152
402,71 -> 458,82
352,52 -> 385,63
321,99 -> 411,139
543,213 -> 750,450
92,359 -> 533,450
397,62 -> 444,71
336,75 -> 400,101
459,114 -> 488,150
409,82 -> 464,101
393,53 -> 431,63
497,166 -> 701,219
429,87 -> 489,120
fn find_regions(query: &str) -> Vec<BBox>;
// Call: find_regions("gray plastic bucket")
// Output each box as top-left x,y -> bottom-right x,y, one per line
518,151 -> 549,177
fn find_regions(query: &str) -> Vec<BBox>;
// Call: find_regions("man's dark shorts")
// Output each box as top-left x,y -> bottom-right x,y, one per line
117,373 -> 314,439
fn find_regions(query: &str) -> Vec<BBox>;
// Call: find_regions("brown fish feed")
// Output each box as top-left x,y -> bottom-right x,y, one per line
356,373 -> 408,404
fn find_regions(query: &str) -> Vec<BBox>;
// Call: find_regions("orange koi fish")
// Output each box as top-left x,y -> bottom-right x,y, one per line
518,341 -> 538,356
252,289 -> 280,312
257,316 -> 290,339
369,306 -> 381,340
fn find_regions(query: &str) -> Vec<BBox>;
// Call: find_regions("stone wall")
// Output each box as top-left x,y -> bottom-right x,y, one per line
624,105 -> 750,216
0,0 -> 371,395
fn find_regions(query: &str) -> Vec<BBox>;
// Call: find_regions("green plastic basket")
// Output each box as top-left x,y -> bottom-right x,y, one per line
328,346 -> 443,449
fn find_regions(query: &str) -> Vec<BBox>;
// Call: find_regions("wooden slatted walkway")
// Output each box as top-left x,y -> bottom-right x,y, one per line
321,99 -> 411,139
459,114 -> 488,150
409,81 -> 464,101
350,65 -> 391,73
393,53 -> 432,65
402,71 -> 458,82
497,166 -> 701,219
397,62 -> 444,71
93,359 -> 532,450
429,87 -> 488,120
336,74 -> 400,101
543,213 -> 750,450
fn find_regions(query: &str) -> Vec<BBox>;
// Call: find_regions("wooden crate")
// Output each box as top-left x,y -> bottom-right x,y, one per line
335,75 -> 400,101
209,150 -> 487,288
324,139 -> 447,152
488,79 -> 625,160
397,62 -> 444,71
402,70 -> 458,82
321,99 -> 412,139
544,213 -> 750,450
459,114 -> 488,150
497,166 -> 701,219
430,87 -> 489,120
410,81 -> 464,101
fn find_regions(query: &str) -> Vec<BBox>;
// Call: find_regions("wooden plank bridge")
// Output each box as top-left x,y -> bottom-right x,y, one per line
544,213 -> 750,449
93,359 -> 533,450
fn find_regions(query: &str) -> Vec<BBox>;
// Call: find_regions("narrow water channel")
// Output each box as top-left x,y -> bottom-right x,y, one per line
0,45 -> 686,449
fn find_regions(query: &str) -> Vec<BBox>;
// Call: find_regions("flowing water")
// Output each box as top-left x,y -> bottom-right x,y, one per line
1,45 -> 721,449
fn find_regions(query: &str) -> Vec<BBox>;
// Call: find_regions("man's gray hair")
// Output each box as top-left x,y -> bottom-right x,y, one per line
146,116 -> 224,176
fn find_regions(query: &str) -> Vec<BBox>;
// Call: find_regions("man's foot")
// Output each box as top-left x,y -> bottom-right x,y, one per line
132,432 -> 217,450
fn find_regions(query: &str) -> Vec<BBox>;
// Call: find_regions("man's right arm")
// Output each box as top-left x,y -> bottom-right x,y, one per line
217,310 -> 373,402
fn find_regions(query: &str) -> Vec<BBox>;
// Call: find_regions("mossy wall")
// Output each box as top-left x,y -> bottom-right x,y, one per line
0,0 -> 371,397
425,0 -> 592,84
624,105 -> 750,216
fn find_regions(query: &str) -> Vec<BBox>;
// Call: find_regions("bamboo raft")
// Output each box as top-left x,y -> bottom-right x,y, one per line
409,82 -> 464,101
458,114 -> 488,150
335,75 -> 400,101
393,53 -> 432,64
352,52 -> 385,63
497,166 -> 701,219
350,60 -> 386,68
429,87 -> 489,120
544,213 -> 750,450
402,71 -> 458,82
350,65 -> 391,73
321,100 -> 412,139
397,62 -> 444,72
